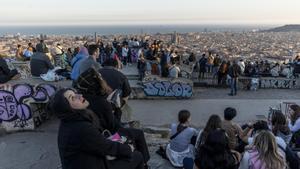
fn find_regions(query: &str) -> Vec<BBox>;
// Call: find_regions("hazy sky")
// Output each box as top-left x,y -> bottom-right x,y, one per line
0,0 -> 299,25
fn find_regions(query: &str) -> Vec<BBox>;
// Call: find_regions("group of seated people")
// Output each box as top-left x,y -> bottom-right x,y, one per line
161,105 -> 300,169
50,69 -> 150,169
50,73 -> 300,169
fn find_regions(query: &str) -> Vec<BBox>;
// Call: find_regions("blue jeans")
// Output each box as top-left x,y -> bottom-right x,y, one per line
230,78 -> 238,95
183,157 -> 194,169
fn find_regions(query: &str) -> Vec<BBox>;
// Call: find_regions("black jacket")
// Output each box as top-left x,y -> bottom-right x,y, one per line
99,67 -> 131,98
30,52 -> 54,76
85,95 -> 119,133
0,58 -> 14,83
58,114 -> 132,169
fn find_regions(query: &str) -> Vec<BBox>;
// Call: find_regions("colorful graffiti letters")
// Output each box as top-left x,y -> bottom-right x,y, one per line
0,83 -> 56,131
143,81 -> 193,98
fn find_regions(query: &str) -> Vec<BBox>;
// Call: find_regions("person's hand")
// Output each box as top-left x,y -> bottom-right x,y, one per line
247,122 -> 254,129
128,144 -> 135,152
287,112 -> 291,119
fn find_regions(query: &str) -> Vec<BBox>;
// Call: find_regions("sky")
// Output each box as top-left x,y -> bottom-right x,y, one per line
0,0 -> 299,25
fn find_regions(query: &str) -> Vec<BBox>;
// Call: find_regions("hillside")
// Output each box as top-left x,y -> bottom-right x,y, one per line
265,24 -> 300,32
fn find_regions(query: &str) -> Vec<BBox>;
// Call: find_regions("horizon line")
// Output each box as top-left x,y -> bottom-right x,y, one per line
0,23 -> 288,27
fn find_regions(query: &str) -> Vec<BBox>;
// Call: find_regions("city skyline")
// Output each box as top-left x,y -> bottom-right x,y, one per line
0,0 -> 299,25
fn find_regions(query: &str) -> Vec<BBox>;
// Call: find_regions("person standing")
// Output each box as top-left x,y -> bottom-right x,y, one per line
15,44 -> 24,61
99,58 -> 131,124
228,61 -> 241,96
122,44 -> 129,65
198,54 -> 207,79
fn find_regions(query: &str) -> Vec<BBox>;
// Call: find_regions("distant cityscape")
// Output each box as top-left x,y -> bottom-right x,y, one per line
0,25 -> 300,62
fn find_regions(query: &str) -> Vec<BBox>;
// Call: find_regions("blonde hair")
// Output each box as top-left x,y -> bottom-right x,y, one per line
253,131 -> 286,169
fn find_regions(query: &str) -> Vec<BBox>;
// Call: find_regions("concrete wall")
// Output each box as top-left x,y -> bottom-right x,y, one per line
0,84 -> 56,132
239,77 -> 300,89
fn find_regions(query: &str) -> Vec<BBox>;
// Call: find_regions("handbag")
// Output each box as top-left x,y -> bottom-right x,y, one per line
102,129 -> 128,161
107,89 -> 123,108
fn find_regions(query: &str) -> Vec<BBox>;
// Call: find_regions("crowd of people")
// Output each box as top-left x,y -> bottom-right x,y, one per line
1,39 -> 299,169
48,44 -> 150,169
158,105 -> 300,169
49,75 -> 300,169
5,37 -> 300,85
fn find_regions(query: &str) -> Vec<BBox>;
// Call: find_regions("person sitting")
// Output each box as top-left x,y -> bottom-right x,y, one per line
15,44 -> 24,61
30,43 -> 54,77
23,43 -> 35,60
166,110 -> 198,168
271,110 -> 292,144
239,131 -> 286,169
195,114 -> 222,147
183,114 -> 223,169
49,88 -> 144,169
247,120 -> 286,150
53,43 -> 68,69
222,107 -> 252,152
75,67 -> 150,168
70,47 -> 89,80
0,57 -> 19,83
78,44 -> 101,77
288,104 -> 300,148
288,104 -> 300,133
245,121 -> 299,169
194,129 -> 241,169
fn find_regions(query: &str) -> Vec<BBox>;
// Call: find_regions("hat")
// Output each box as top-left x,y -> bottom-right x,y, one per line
49,88 -> 73,119
54,46 -> 63,55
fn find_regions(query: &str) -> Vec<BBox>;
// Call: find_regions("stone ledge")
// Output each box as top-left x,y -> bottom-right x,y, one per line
143,126 -> 170,138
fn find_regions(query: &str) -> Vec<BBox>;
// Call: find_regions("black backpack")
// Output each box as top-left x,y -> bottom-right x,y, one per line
278,145 -> 300,169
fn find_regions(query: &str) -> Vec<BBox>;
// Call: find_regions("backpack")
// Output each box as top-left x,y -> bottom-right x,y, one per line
290,129 -> 300,148
278,145 -> 300,169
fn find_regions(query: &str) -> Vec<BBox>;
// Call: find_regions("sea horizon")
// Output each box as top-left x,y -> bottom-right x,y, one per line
0,24 -> 280,36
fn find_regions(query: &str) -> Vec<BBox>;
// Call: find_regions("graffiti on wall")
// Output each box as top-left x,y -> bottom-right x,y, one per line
260,79 -> 298,89
0,83 -> 56,131
143,81 -> 193,98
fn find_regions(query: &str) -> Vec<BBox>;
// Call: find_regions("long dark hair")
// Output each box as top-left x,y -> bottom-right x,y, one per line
195,129 -> 236,169
50,88 -> 101,129
290,104 -> 300,125
271,111 -> 290,135
177,110 -> 191,132
197,114 -> 222,146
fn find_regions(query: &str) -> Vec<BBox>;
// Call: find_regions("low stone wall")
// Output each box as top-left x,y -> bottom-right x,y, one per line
0,83 -> 57,132
142,75 -> 193,98
238,77 -> 300,89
